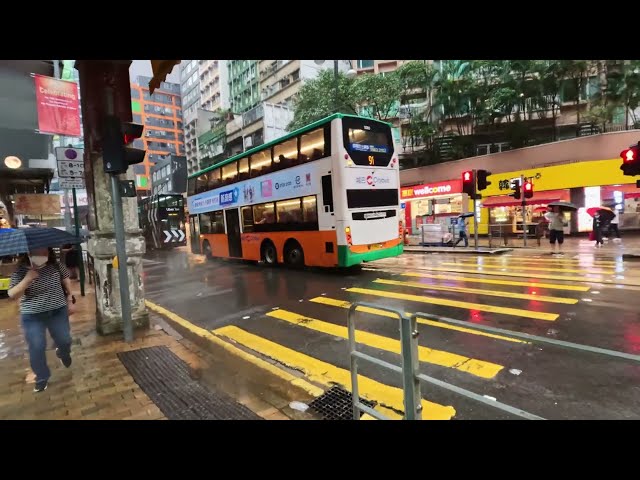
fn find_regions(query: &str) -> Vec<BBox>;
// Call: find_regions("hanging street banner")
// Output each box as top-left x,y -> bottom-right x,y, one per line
34,74 -> 81,137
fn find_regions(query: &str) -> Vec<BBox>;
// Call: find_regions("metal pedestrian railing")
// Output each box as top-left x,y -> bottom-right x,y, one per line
347,302 -> 545,420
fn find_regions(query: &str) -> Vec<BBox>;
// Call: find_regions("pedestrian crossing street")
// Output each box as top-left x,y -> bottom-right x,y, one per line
160,253 -> 640,420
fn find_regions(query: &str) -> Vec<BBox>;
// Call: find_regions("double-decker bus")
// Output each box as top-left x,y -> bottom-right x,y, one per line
138,193 -> 187,250
186,113 -> 403,268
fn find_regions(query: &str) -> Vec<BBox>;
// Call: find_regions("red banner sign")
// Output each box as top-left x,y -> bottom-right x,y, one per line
34,74 -> 81,137
401,180 -> 462,200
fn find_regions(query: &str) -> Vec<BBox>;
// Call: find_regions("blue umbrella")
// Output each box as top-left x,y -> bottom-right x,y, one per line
0,227 -> 82,257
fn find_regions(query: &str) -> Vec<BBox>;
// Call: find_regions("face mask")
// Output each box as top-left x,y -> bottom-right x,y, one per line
30,255 -> 48,268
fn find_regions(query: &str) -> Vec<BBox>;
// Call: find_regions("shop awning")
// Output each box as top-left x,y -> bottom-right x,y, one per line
625,192 -> 640,199
482,189 -> 569,208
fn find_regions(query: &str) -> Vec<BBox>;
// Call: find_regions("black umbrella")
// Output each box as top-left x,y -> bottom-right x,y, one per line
547,200 -> 577,211
0,227 -> 82,257
458,212 -> 475,218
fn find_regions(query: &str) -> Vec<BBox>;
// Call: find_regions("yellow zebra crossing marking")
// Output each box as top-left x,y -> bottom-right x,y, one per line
401,271 -> 590,292
407,265 -> 610,285
309,296 -> 527,344
374,278 -> 578,305
267,308 -> 504,379
214,325 -> 456,420
441,261 -> 615,275
346,287 -> 559,321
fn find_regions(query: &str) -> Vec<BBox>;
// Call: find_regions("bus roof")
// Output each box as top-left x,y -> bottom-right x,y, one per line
188,113 -> 393,180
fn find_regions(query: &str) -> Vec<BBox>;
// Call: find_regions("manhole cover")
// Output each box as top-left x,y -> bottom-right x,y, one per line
309,386 -> 377,420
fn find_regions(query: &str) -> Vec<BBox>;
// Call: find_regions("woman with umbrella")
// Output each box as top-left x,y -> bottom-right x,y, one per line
545,201 -> 576,255
586,207 -> 615,248
3,228 -> 81,393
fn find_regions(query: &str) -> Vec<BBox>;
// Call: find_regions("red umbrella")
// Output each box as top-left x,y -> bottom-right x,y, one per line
586,206 -> 613,217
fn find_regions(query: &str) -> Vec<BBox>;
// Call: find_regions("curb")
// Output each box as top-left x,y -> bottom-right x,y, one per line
404,248 -> 513,255
144,300 -> 324,411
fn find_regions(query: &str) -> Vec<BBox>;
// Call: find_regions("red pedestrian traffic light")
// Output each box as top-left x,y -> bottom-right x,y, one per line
524,180 -> 533,199
462,170 -> 475,197
620,144 -> 640,176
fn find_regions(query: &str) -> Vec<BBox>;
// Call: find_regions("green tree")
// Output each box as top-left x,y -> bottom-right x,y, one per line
288,70 -> 359,130
435,60 -> 473,135
558,60 -> 589,136
535,60 -> 563,141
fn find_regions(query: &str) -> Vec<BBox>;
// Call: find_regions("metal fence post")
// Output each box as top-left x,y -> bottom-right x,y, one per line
400,314 -> 422,420
347,303 -> 361,420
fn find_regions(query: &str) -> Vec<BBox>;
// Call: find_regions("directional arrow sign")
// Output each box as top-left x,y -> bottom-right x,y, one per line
177,230 -> 185,242
163,230 -> 172,243
171,229 -> 180,239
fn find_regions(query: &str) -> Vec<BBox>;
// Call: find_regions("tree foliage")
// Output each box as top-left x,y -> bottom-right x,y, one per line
289,60 -> 640,158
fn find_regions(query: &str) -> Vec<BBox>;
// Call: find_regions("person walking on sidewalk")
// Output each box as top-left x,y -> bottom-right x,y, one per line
608,212 -> 621,242
546,206 -> 566,255
7,248 -> 75,393
592,213 -> 604,248
454,218 -> 469,248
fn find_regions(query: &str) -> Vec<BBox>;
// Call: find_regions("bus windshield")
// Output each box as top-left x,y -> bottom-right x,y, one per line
342,117 -> 393,167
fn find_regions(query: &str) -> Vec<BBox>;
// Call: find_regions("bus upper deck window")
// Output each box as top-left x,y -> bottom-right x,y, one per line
208,169 -> 221,189
222,161 -> 238,185
300,129 -> 325,162
250,149 -> 272,177
239,157 -> 250,180
273,138 -> 298,171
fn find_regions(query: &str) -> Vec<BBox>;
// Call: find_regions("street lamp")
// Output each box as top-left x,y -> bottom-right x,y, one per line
314,60 -> 357,112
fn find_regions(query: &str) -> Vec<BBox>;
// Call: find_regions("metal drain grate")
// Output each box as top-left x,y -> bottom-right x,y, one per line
309,386 -> 377,420
117,346 -> 261,420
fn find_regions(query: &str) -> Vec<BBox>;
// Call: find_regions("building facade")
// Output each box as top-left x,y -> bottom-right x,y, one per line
180,60 -> 201,176
228,60 -> 260,114
130,76 -> 184,196
400,130 -> 640,237
151,155 -> 187,196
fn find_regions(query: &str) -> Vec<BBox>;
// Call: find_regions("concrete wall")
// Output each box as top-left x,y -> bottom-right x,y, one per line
400,130 -> 640,185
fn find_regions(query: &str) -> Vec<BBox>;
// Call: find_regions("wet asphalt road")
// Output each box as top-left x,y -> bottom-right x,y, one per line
142,247 -> 640,420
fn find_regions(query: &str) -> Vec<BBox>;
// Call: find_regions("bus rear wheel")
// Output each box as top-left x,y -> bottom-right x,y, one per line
203,241 -> 213,260
284,240 -> 305,268
261,241 -> 277,266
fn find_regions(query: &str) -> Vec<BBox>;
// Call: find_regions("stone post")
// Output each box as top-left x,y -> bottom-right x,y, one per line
75,60 -> 148,335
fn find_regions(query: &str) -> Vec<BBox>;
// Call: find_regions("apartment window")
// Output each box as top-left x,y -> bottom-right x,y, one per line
133,165 -> 145,175
357,60 -> 374,69
131,88 -> 140,99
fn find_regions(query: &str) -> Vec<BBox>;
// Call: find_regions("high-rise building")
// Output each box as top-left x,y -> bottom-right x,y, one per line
130,76 -> 184,196
180,60 -> 201,175
228,60 -> 260,114
199,60 -> 229,112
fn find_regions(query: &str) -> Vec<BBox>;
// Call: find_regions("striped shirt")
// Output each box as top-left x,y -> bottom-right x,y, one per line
9,262 -> 70,314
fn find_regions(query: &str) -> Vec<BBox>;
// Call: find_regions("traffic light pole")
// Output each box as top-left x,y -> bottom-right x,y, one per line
521,174 -> 527,247
105,88 -> 134,343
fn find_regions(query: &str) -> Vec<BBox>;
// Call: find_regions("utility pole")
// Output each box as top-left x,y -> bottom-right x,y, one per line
52,59 -> 73,232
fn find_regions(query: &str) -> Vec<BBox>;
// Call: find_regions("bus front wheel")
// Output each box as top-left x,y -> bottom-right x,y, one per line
284,240 -> 304,268
261,241 -> 277,266
203,241 -> 213,260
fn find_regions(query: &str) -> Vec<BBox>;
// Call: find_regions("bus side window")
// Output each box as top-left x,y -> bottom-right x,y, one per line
250,149 -> 272,177
239,157 -> 250,181
253,203 -> 275,225
222,161 -> 238,186
302,196 -> 318,223
241,206 -> 254,233
208,169 -> 221,189
199,213 -> 212,234
212,210 -> 225,234
300,128 -> 325,163
273,138 -> 298,171
276,199 -> 302,224
321,175 -> 334,213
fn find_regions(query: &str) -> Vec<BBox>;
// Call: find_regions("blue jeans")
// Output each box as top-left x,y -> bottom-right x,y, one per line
21,306 -> 71,383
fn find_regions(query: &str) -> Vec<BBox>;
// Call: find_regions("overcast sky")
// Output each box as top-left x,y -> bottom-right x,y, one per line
129,60 -> 181,85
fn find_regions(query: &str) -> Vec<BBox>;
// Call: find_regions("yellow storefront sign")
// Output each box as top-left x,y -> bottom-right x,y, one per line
482,158 -> 633,197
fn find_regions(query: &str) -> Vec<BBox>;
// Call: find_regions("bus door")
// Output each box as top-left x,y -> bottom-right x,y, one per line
190,214 -> 201,254
225,209 -> 243,258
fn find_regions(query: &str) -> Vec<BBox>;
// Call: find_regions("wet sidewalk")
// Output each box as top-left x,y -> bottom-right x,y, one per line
406,233 -> 640,256
0,283 -> 298,420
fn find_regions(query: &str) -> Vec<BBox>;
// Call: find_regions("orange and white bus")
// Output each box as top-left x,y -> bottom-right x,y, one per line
186,113 -> 403,268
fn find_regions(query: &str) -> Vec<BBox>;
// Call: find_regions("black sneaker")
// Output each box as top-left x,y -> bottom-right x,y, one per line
56,348 -> 72,368
33,380 -> 48,393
